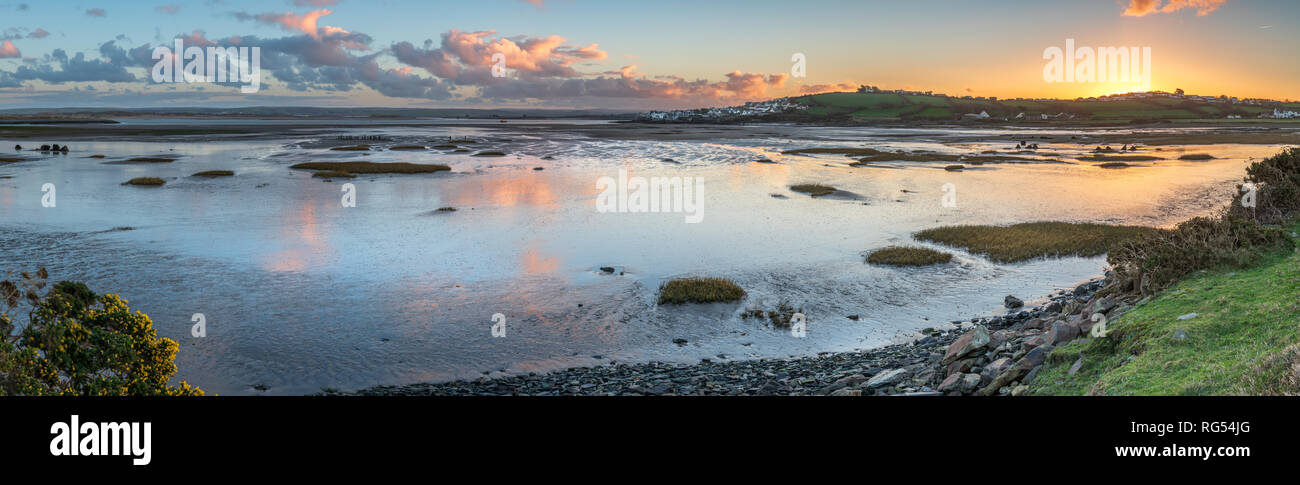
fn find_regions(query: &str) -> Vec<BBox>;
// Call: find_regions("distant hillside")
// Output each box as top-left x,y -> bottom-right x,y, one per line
781,91 -> 1300,123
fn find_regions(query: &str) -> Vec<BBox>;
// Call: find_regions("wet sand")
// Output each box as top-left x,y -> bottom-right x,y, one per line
0,119 -> 1291,394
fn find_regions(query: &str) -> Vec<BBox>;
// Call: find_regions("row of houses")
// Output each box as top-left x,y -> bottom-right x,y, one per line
636,97 -> 807,122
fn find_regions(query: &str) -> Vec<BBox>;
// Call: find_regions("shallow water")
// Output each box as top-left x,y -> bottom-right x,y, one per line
0,122 -> 1283,394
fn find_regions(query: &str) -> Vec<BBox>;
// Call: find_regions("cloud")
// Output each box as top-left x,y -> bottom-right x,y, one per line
234,9 -> 352,40
28,28 -> 49,39
156,5 -> 180,14
0,41 -> 20,58
11,49 -> 136,83
520,0 -> 544,8
1123,0 -> 1228,16
86,8 -> 107,17
293,0 -> 342,6
0,14 -> 788,107
392,30 -> 607,85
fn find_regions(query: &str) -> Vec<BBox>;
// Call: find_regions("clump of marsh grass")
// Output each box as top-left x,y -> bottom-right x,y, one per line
122,177 -> 165,186
943,165 -> 964,171
915,222 -> 1158,263
1077,154 -> 1160,162
191,170 -> 234,177
311,170 -> 355,179
290,161 -> 451,174
1178,153 -> 1215,160
657,277 -> 746,305
329,145 -> 370,151
124,157 -> 177,163
790,184 -> 836,197
740,301 -> 803,328
389,145 -> 426,150
781,147 -> 882,157
1097,162 -> 1130,168
865,246 -> 953,266
473,151 -> 507,157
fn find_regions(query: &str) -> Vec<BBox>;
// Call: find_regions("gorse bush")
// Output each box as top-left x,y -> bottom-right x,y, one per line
1235,146 -> 1300,225
0,270 -> 203,396
1107,215 -> 1290,295
1107,147 -> 1300,296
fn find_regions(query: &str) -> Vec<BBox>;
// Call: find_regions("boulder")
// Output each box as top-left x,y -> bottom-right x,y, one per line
822,374 -> 867,394
981,344 -> 1053,396
945,356 -> 978,377
1004,295 -> 1024,308
866,368 -> 909,388
937,373 -> 982,394
1092,296 -> 1116,315
937,373 -> 963,392
1043,320 -> 1079,346
829,388 -> 862,397
941,326 -> 990,365
981,357 -> 1014,381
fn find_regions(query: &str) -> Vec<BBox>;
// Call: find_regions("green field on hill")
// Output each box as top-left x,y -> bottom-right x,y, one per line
789,91 -> 1298,122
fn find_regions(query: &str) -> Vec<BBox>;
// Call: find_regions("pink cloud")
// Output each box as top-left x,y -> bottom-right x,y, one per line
252,9 -> 349,39
0,40 -> 19,58
1123,0 -> 1228,16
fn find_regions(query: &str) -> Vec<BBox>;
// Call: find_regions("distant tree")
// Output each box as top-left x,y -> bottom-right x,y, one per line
1175,88 -> 1185,95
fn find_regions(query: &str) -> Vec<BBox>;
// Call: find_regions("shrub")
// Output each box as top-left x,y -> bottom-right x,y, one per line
657,277 -> 746,305
0,270 -> 203,396
1107,147 -> 1300,295
1235,146 -> 1300,225
1108,214 -> 1291,295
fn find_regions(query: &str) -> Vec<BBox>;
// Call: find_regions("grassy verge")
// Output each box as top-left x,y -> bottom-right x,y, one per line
1031,224 -> 1300,395
915,222 -> 1158,263
658,277 -> 746,305
865,246 -> 953,266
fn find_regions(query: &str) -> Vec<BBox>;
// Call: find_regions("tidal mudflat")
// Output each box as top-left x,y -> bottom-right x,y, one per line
0,120 -> 1289,394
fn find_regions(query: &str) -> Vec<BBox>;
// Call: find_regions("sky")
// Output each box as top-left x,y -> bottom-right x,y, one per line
0,0 -> 1296,110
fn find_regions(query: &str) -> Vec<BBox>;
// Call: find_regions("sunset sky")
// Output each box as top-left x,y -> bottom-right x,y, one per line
0,0 -> 1296,109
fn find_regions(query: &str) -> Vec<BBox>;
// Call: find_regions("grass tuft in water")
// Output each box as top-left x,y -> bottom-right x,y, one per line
122,177 -> 165,186
290,161 -> 450,174
658,277 -> 746,305
789,184 -> 836,196
865,246 -> 953,266
915,222 -> 1158,263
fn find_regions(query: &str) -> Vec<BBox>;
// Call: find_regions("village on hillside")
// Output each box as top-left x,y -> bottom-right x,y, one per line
635,86 -> 1300,123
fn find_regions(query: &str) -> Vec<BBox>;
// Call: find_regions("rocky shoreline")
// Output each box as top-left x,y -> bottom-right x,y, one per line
332,278 -> 1124,396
